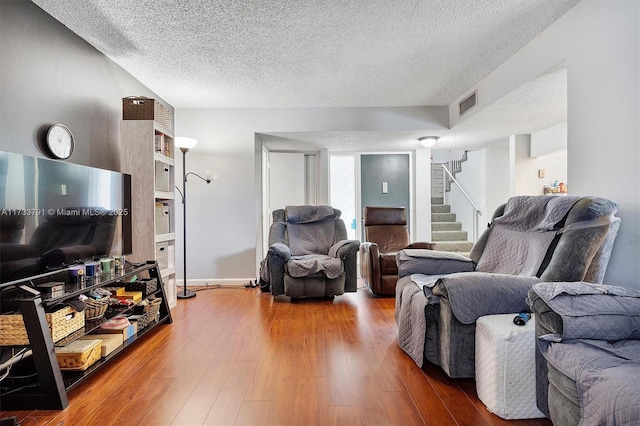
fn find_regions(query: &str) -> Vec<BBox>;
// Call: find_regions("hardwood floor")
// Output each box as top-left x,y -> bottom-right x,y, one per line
1,285 -> 552,425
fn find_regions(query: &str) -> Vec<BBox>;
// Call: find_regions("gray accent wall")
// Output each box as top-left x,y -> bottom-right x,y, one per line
0,0 -> 171,171
360,154 -> 410,235
0,0 -> 172,264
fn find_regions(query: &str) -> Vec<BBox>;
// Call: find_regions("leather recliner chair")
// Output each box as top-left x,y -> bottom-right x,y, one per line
359,206 -> 435,296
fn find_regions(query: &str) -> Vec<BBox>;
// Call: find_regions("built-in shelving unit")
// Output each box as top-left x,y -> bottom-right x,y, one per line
120,120 -> 177,307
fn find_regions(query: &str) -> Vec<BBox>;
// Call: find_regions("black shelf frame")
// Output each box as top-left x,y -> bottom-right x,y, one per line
0,262 -> 172,410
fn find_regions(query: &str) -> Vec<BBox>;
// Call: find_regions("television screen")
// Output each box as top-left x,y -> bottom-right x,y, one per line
0,151 -> 132,284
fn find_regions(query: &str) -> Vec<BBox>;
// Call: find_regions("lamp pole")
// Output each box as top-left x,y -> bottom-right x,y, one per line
177,146 -> 196,299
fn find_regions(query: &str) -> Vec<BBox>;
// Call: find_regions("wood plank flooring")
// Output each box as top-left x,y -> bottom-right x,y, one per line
1,285 -> 552,425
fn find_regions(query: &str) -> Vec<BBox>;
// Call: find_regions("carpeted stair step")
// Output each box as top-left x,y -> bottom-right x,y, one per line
431,230 -> 468,242
431,204 -> 450,214
433,241 -> 474,252
432,222 -> 462,232
432,212 -> 456,222
431,197 -> 444,205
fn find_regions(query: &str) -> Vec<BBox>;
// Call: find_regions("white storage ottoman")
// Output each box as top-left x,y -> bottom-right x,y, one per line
475,314 -> 544,420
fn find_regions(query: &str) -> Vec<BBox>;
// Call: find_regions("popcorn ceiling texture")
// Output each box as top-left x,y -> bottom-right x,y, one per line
31,0 -> 578,110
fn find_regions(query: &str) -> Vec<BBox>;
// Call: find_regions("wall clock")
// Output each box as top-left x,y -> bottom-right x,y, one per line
44,124 -> 74,159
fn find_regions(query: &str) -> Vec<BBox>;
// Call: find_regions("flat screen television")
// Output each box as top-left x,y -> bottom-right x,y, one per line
0,151 -> 132,284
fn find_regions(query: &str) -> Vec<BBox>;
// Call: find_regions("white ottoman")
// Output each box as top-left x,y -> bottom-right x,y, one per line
475,314 -> 545,420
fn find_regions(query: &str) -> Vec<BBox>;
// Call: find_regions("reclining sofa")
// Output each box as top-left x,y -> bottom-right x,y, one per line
395,195 -> 620,378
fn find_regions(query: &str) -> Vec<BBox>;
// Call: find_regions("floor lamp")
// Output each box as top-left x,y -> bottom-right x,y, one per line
175,137 -> 211,299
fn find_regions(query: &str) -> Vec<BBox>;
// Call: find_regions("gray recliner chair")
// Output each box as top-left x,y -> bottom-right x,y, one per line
395,195 -> 620,378
260,205 -> 360,298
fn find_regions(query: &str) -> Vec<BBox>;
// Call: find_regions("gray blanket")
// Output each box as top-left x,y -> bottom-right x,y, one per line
532,281 -> 640,341
533,281 -> 640,425
432,272 -> 541,324
395,275 -> 429,367
476,196 -> 581,276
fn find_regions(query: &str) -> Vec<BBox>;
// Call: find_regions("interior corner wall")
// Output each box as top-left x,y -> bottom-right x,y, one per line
455,0 -> 639,288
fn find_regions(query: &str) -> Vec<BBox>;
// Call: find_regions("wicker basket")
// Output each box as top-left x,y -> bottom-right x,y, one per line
136,298 -> 162,329
0,306 -> 85,346
122,96 -> 173,131
125,278 -> 158,297
84,299 -> 109,320
55,339 -> 101,371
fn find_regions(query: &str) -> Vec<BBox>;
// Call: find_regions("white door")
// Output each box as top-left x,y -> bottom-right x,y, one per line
268,152 -> 306,212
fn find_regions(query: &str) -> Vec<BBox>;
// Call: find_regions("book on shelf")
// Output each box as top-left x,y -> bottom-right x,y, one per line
155,134 -> 165,154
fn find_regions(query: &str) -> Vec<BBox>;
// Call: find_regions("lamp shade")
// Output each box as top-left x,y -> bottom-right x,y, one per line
175,137 -> 198,150
418,136 -> 439,148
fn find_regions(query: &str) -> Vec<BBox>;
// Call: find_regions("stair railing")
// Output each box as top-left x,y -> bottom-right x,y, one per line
445,149 -> 467,192
441,164 -> 482,241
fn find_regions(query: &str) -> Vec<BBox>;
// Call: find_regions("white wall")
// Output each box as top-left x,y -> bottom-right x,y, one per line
485,143 -> 511,220
531,121 -> 567,157
176,107 -> 448,281
447,149 -> 486,241
451,0 -> 639,288
513,134 -> 568,195
447,145 -> 511,239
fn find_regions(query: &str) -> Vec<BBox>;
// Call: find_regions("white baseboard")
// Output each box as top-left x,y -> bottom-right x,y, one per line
174,278 -> 254,287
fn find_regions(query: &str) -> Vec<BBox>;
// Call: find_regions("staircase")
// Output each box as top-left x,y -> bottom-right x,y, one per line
431,197 -> 474,255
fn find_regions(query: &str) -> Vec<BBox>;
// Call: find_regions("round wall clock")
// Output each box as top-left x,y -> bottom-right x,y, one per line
44,124 -> 74,159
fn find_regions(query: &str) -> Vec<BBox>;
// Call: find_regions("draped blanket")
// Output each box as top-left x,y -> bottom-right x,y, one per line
434,272 -> 541,324
475,196 -> 581,276
395,276 -> 429,367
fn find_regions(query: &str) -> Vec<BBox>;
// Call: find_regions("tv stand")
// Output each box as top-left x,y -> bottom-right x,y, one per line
0,262 -> 172,410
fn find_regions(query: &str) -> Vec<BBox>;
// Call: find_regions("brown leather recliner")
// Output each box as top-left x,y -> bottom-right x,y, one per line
359,206 -> 435,296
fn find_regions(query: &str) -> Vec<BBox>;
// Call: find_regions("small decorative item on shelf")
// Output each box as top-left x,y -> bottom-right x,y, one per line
544,181 -> 568,195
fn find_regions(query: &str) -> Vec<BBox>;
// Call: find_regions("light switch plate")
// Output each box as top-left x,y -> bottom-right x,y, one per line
382,182 -> 388,193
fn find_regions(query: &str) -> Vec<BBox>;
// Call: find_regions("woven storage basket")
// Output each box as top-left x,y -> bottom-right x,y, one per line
125,278 -> 158,297
55,339 -> 101,371
122,96 -> 173,131
0,306 -> 85,346
84,299 -> 109,320
137,298 -> 162,329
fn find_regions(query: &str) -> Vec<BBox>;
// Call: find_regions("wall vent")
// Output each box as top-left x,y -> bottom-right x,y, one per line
459,91 -> 477,116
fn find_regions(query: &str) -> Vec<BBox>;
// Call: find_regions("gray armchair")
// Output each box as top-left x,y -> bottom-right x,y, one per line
395,195 -> 620,378
260,205 -> 360,298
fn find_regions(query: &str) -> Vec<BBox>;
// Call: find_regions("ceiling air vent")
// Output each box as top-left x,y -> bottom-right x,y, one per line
459,91 -> 477,116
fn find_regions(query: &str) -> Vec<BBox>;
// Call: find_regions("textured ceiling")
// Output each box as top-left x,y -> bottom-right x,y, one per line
31,0 -> 577,151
